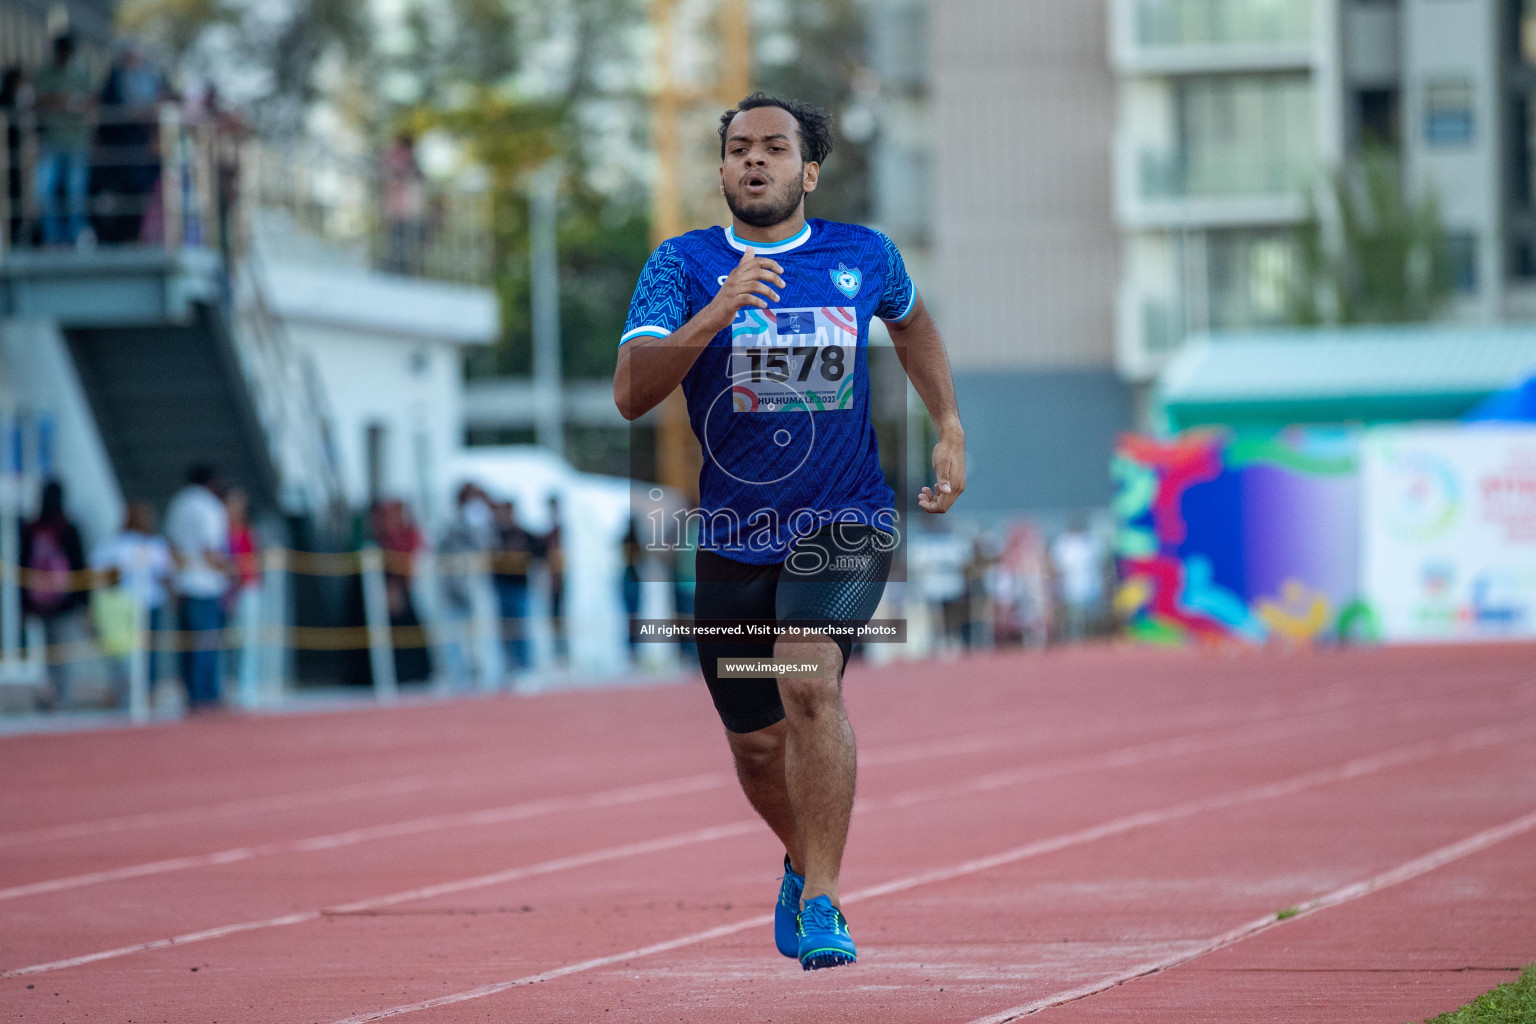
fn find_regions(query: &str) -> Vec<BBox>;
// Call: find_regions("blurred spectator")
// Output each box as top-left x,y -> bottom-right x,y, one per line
33,33 -> 98,247
542,494 -> 566,662
224,486 -> 262,700
960,537 -> 992,648
381,132 -> 426,275
165,463 -> 230,711
671,516 -> 697,662
370,498 -> 430,683
225,486 -> 261,597
206,85 -> 245,260
492,500 -> 535,673
2,66 -> 27,246
989,521 -> 1051,648
94,40 -> 164,244
91,499 -> 172,703
20,479 -> 88,709
437,483 -> 495,689
621,519 -> 641,652
1051,516 -> 1106,643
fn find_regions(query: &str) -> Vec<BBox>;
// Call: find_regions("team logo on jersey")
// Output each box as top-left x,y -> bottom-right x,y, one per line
830,263 -> 862,299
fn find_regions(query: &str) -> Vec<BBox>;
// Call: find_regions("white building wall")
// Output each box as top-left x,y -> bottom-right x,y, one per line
284,324 -> 469,527
1402,0 -> 1504,322
0,319 -> 123,548
259,262 -> 497,531
932,0 -> 1120,371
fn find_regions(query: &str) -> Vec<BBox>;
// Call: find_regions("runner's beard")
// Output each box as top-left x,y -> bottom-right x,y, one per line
724,175 -> 805,228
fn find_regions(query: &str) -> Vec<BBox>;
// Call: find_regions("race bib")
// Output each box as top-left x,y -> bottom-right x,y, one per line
728,306 -> 857,413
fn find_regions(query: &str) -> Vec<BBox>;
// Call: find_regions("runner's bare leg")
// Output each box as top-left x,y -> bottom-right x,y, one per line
776,635 -> 855,906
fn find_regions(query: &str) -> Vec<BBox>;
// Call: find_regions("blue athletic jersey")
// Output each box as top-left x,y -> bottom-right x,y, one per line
623,219 -> 914,564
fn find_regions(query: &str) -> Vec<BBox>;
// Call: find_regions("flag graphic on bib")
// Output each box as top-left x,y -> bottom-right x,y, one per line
729,306 -> 857,413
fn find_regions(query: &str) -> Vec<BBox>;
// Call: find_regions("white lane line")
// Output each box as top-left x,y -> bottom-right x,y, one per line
0,689 -> 1380,903
0,685 -> 1348,851
0,774 -> 728,903
0,775 -> 452,851
0,708 -> 1365,978
964,806 -> 1536,1023
311,722 -> 1529,1023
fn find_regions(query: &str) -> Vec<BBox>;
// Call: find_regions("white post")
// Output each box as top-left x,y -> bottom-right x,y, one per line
470,551 -> 503,692
127,599 -> 149,723
0,457 -> 19,667
23,617 -> 45,687
0,113 -> 10,264
236,584 -> 261,709
159,102 -> 182,249
359,546 -> 397,702
260,549 -> 289,707
530,165 -> 564,456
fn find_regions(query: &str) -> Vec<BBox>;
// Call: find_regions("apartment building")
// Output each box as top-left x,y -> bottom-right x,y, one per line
1112,0 -> 1532,382
917,0 -> 1131,517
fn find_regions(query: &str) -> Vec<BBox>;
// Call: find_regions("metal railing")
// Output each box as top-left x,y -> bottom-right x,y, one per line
1,103 -> 226,256
230,248 -> 349,521
1134,0 -> 1314,49
0,546 -> 579,720
1,107 -> 492,285
246,138 -> 492,285
1138,146 -> 1315,201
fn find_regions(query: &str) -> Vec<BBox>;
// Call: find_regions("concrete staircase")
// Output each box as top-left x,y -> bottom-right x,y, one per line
64,303 -> 279,511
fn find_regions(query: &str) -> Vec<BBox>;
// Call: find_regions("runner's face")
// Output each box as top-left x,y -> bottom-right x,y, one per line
720,107 -> 818,228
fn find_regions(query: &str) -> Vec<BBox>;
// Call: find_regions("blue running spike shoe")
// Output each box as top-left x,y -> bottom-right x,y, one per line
775,855 -> 804,958
797,894 -> 856,970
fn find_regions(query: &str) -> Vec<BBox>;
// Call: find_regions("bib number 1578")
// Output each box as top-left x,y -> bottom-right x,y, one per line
740,345 -> 845,384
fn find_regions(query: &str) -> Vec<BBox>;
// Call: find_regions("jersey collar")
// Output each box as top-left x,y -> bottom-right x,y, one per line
723,222 -> 812,255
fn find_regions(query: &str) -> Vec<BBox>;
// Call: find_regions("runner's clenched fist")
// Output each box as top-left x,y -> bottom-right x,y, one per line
702,248 -> 787,331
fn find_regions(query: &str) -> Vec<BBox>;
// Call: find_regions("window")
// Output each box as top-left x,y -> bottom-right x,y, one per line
1175,74 -> 1316,196
1205,231 -> 1297,330
1445,232 -> 1478,293
1520,0 -> 1536,66
365,422 -> 388,502
1511,239 -> 1536,279
1356,88 -> 1399,149
1424,78 -> 1474,146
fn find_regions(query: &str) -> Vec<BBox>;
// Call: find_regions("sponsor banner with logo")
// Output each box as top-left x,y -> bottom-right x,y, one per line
1113,428 -> 1365,646
1362,424 -> 1536,641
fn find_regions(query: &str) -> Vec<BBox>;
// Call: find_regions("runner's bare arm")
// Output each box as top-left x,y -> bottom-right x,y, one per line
887,292 -> 966,514
614,249 -> 787,421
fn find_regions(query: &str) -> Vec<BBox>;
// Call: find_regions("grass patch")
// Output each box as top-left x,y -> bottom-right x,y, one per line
1275,906 -> 1300,921
1416,964 -> 1536,1024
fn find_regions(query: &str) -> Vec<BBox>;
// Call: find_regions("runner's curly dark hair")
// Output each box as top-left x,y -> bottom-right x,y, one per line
719,92 -> 834,166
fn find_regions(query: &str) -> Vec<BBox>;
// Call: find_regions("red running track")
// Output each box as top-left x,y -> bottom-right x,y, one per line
1,645 -> 1534,1023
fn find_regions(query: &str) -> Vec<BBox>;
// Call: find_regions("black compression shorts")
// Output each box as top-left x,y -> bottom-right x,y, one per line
694,523 -> 893,734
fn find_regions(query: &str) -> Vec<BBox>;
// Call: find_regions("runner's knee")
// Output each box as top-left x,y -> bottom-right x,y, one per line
727,720 -> 785,772
777,658 -> 843,720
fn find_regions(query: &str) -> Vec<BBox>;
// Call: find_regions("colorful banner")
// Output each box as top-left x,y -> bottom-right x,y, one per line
1361,425 -> 1536,641
1114,428 -> 1367,645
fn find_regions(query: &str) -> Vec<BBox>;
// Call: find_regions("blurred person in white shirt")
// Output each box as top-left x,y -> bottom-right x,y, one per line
164,463 -> 231,711
91,499 -> 172,701
1051,516 -> 1105,643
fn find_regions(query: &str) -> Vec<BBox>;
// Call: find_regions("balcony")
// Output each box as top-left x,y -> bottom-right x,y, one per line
1,106 -> 490,287
1117,141 -> 1314,230
1117,291 -> 1190,381
1111,0 -> 1316,75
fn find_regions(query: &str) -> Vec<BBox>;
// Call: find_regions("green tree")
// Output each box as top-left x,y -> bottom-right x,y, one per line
402,1 -> 651,382
753,0 -> 874,224
1287,148 -> 1455,325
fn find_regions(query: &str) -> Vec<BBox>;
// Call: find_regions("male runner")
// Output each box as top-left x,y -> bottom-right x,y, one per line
614,93 -> 965,970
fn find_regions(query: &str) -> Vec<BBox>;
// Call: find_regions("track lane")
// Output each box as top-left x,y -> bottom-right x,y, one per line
0,646 -> 1531,1023
0,705 -> 1391,973
5,714 -> 1530,1022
